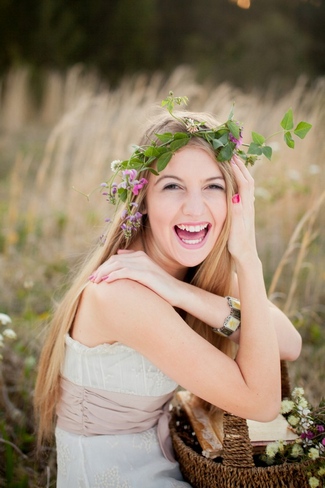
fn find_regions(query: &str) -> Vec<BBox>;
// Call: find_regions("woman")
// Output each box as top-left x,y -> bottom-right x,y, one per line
34,100 -> 302,487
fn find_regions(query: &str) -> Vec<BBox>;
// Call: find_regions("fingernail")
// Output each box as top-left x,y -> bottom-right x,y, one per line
100,275 -> 109,281
88,275 -> 95,280
232,194 -> 240,204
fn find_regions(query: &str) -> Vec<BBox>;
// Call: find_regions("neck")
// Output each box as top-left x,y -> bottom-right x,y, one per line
132,230 -> 188,281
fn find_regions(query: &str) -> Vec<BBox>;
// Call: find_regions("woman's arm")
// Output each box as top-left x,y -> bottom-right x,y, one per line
75,157 -> 283,421
74,277 -> 281,422
89,252 -> 302,362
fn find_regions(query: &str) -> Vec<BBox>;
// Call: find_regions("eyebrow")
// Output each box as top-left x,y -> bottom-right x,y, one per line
155,175 -> 225,185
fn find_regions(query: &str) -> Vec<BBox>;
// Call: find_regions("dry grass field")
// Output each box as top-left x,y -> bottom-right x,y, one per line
0,66 -> 324,486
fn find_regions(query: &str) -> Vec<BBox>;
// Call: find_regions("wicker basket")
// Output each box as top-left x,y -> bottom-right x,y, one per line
170,362 -> 310,488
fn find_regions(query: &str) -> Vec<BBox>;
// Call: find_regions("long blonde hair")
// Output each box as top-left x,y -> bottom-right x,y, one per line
34,109 -> 238,445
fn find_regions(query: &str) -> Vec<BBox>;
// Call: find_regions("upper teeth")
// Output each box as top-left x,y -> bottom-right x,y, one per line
177,224 -> 208,232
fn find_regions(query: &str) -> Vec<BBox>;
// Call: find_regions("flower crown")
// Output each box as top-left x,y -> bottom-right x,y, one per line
100,92 -> 312,239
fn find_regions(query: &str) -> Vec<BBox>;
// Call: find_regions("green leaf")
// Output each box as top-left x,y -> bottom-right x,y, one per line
155,132 -> 173,143
218,143 -> 234,162
262,145 -> 272,160
218,132 -> 229,145
281,109 -> 294,131
228,104 -> 235,120
284,131 -> 295,149
252,132 -> 265,145
118,188 -> 127,202
170,137 -> 190,152
173,132 -> 190,139
293,121 -> 312,139
247,143 -> 263,156
227,120 -> 240,139
157,152 -> 173,172
147,167 -> 159,176
143,146 -> 160,157
212,138 -> 224,150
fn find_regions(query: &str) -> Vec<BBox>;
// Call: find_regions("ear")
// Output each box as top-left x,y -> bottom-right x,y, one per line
139,201 -> 147,215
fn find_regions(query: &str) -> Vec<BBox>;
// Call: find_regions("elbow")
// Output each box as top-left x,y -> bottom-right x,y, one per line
248,391 -> 282,423
281,330 -> 302,362
259,402 -> 281,422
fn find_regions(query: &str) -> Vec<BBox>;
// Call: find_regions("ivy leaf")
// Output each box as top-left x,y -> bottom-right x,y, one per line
218,132 -> 229,145
262,145 -> 272,160
247,143 -> 263,155
281,109 -> 294,131
284,131 -> 295,149
155,132 -> 173,143
294,121 -> 312,139
170,137 -> 190,152
212,138 -> 224,150
218,144 -> 233,162
144,146 -> 160,157
157,152 -> 173,172
173,132 -> 190,140
252,132 -> 265,145
227,120 -> 240,139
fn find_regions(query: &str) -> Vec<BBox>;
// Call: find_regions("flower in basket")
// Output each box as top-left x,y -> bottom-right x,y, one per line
261,387 -> 325,488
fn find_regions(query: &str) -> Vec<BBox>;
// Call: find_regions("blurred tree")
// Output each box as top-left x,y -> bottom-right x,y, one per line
0,0 -> 324,89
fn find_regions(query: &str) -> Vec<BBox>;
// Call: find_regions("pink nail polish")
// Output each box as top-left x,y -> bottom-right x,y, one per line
100,275 -> 109,281
88,275 -> 95,280
232,194 -> 240,204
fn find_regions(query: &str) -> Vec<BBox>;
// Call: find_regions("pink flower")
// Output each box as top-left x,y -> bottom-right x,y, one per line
229,130 -> 243,148
122,169 -> 138,181
132,178 -> 148,195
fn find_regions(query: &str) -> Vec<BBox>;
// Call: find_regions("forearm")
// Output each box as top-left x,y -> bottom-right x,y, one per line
172,270 -> 301,361
233,253 -> 281,407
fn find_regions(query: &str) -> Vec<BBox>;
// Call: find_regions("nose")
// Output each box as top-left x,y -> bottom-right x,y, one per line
182,190 -> 206,217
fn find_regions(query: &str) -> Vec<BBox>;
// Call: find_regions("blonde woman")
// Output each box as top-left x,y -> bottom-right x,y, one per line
34,103 -> 302,487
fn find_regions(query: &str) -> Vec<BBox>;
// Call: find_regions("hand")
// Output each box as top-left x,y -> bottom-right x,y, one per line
227,155 -> 257,260
89,250 -> 181,307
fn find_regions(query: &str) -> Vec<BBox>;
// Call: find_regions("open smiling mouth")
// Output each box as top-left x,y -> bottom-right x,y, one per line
174,223 -> 210,245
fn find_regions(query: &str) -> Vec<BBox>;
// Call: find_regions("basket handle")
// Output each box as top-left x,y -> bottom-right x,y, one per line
221,360 -> 291,468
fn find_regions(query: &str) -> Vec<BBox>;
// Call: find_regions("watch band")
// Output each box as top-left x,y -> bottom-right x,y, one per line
212,296 -> 241,337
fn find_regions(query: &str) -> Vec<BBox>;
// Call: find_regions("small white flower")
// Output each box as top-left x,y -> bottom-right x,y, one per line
2,328 -> 17,340
111,160 -> 122,172
297,398 -> 309,409
291,443 -> 304,457
292,387 -> 305,399
0,313 -> 12,326
308,447 -> 320,460
280,400 -> 295,414
308,476 -> 320,488
288,415 -> 300,427
266,442 -> 279,458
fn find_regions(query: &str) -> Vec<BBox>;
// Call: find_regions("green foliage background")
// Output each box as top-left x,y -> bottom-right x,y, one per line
0,0 -> 324,89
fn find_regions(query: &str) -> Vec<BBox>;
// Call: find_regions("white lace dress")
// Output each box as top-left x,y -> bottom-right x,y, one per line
55,335 -> 191,487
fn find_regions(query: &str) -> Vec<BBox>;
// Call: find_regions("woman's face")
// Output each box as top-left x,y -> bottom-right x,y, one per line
144,146 -> 228,277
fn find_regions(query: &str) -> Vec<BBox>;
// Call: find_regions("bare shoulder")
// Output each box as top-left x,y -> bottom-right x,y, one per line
72,278 -> 176,346
73,278 -> 264,418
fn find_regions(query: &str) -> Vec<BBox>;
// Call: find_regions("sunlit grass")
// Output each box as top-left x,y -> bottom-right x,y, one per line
0,66 -> 324,485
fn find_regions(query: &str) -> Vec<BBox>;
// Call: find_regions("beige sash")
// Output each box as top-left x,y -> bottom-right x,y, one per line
56,376 -> 175,462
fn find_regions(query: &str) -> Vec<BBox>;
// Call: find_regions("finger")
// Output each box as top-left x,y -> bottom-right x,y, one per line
117,249 -> 136,254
